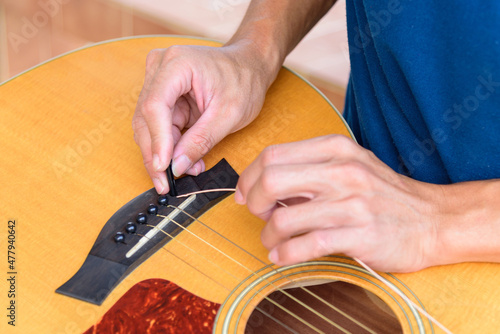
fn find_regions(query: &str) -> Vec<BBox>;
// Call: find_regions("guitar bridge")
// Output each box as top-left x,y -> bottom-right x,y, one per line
55,159 -> 238,305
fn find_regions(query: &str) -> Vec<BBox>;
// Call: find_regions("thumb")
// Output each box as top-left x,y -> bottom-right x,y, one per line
171,112 -> 233,176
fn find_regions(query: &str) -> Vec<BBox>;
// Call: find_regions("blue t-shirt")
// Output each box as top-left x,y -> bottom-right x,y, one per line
343,0 -> 500,184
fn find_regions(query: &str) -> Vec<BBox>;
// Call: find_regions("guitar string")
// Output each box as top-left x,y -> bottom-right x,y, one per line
169,204 -> 377,334
249,306 -> 301,334
156,215 -> 350,334
354,257 -> 453,334
177,187 -> 453,333
141,228 -> 244,282
143,228 -> 324,333
136,232 -> 301,334
136,233 -> 228,290
271,203 -> 454,334
158,215 -> 349,333
176,190 -> 380,333
176,188 -> 236,197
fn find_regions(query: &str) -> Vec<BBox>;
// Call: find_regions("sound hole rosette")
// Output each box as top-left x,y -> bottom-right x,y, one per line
213,255 -> 432,334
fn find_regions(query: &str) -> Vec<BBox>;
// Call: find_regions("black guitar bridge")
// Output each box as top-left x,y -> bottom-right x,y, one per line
56,159 -> 239,305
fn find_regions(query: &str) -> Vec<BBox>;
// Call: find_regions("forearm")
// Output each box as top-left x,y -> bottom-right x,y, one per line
428,179 -> 500,266
225,0 -> 336,87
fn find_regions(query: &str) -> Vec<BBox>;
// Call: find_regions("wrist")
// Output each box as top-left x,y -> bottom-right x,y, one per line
223,37 -> 283,90
425,179 -> 500,267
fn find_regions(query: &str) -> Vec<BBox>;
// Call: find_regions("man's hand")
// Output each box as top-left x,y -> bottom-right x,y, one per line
235,135 -> 443,273
132,0 -> 337,194
132,43 -> 271,193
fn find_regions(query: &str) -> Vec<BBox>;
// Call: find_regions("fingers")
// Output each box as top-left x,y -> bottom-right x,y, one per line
140,72 -> 190,171
132,112 -> 170,194
233,135 -> 376,267
241,160 -> 365,222
232,135 -> 430,272
185,159 -> 205,176
171,105 -> 234,177
134,49 -> 194,184
260,199 -> 352,250
268,228 -> 356,266
236,135 -> 358,204
134,48 -> 203,191
243,164 -> 327,220
134,44 -> 271,189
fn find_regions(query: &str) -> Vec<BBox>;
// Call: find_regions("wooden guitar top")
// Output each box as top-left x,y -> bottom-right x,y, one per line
0,36 -> 498,333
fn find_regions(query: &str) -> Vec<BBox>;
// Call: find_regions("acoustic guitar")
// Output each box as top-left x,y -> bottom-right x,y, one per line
1,36 -> 499,334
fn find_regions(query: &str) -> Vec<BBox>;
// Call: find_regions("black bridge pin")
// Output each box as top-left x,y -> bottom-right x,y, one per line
147,204 -> 158,215
136,213 -> 147,224
158,195 -> 168,206
114,232 -> 125,243
125,222 -> 137,234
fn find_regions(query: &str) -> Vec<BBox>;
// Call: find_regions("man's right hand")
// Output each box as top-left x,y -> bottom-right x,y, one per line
132,43 -> 272,194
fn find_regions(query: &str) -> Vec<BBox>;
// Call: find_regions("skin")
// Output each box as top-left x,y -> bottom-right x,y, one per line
132,43 -> 271,192
133,0 -> 500,272
234,135 -> 500,272
132,0 -> 336,192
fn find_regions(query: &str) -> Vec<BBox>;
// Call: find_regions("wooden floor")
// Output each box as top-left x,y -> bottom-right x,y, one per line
0,0 -> 348,110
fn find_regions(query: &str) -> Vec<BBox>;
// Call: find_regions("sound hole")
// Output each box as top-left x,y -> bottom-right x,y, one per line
245,281 -> 403,334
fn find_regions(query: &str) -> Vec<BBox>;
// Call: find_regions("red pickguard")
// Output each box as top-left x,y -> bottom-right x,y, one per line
84,279 -> 220,333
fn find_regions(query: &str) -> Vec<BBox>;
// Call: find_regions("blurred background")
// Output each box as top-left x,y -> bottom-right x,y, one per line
0,0 -> 350,109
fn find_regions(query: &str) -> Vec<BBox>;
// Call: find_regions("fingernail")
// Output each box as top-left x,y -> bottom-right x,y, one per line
172,154 -> 191,177
186,164 -> 200,176
234,187 -> 244,204
193,163 -> 201,175
153,154 -> 163,172
268,248 -> 279,264
152,177 -> 166,194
